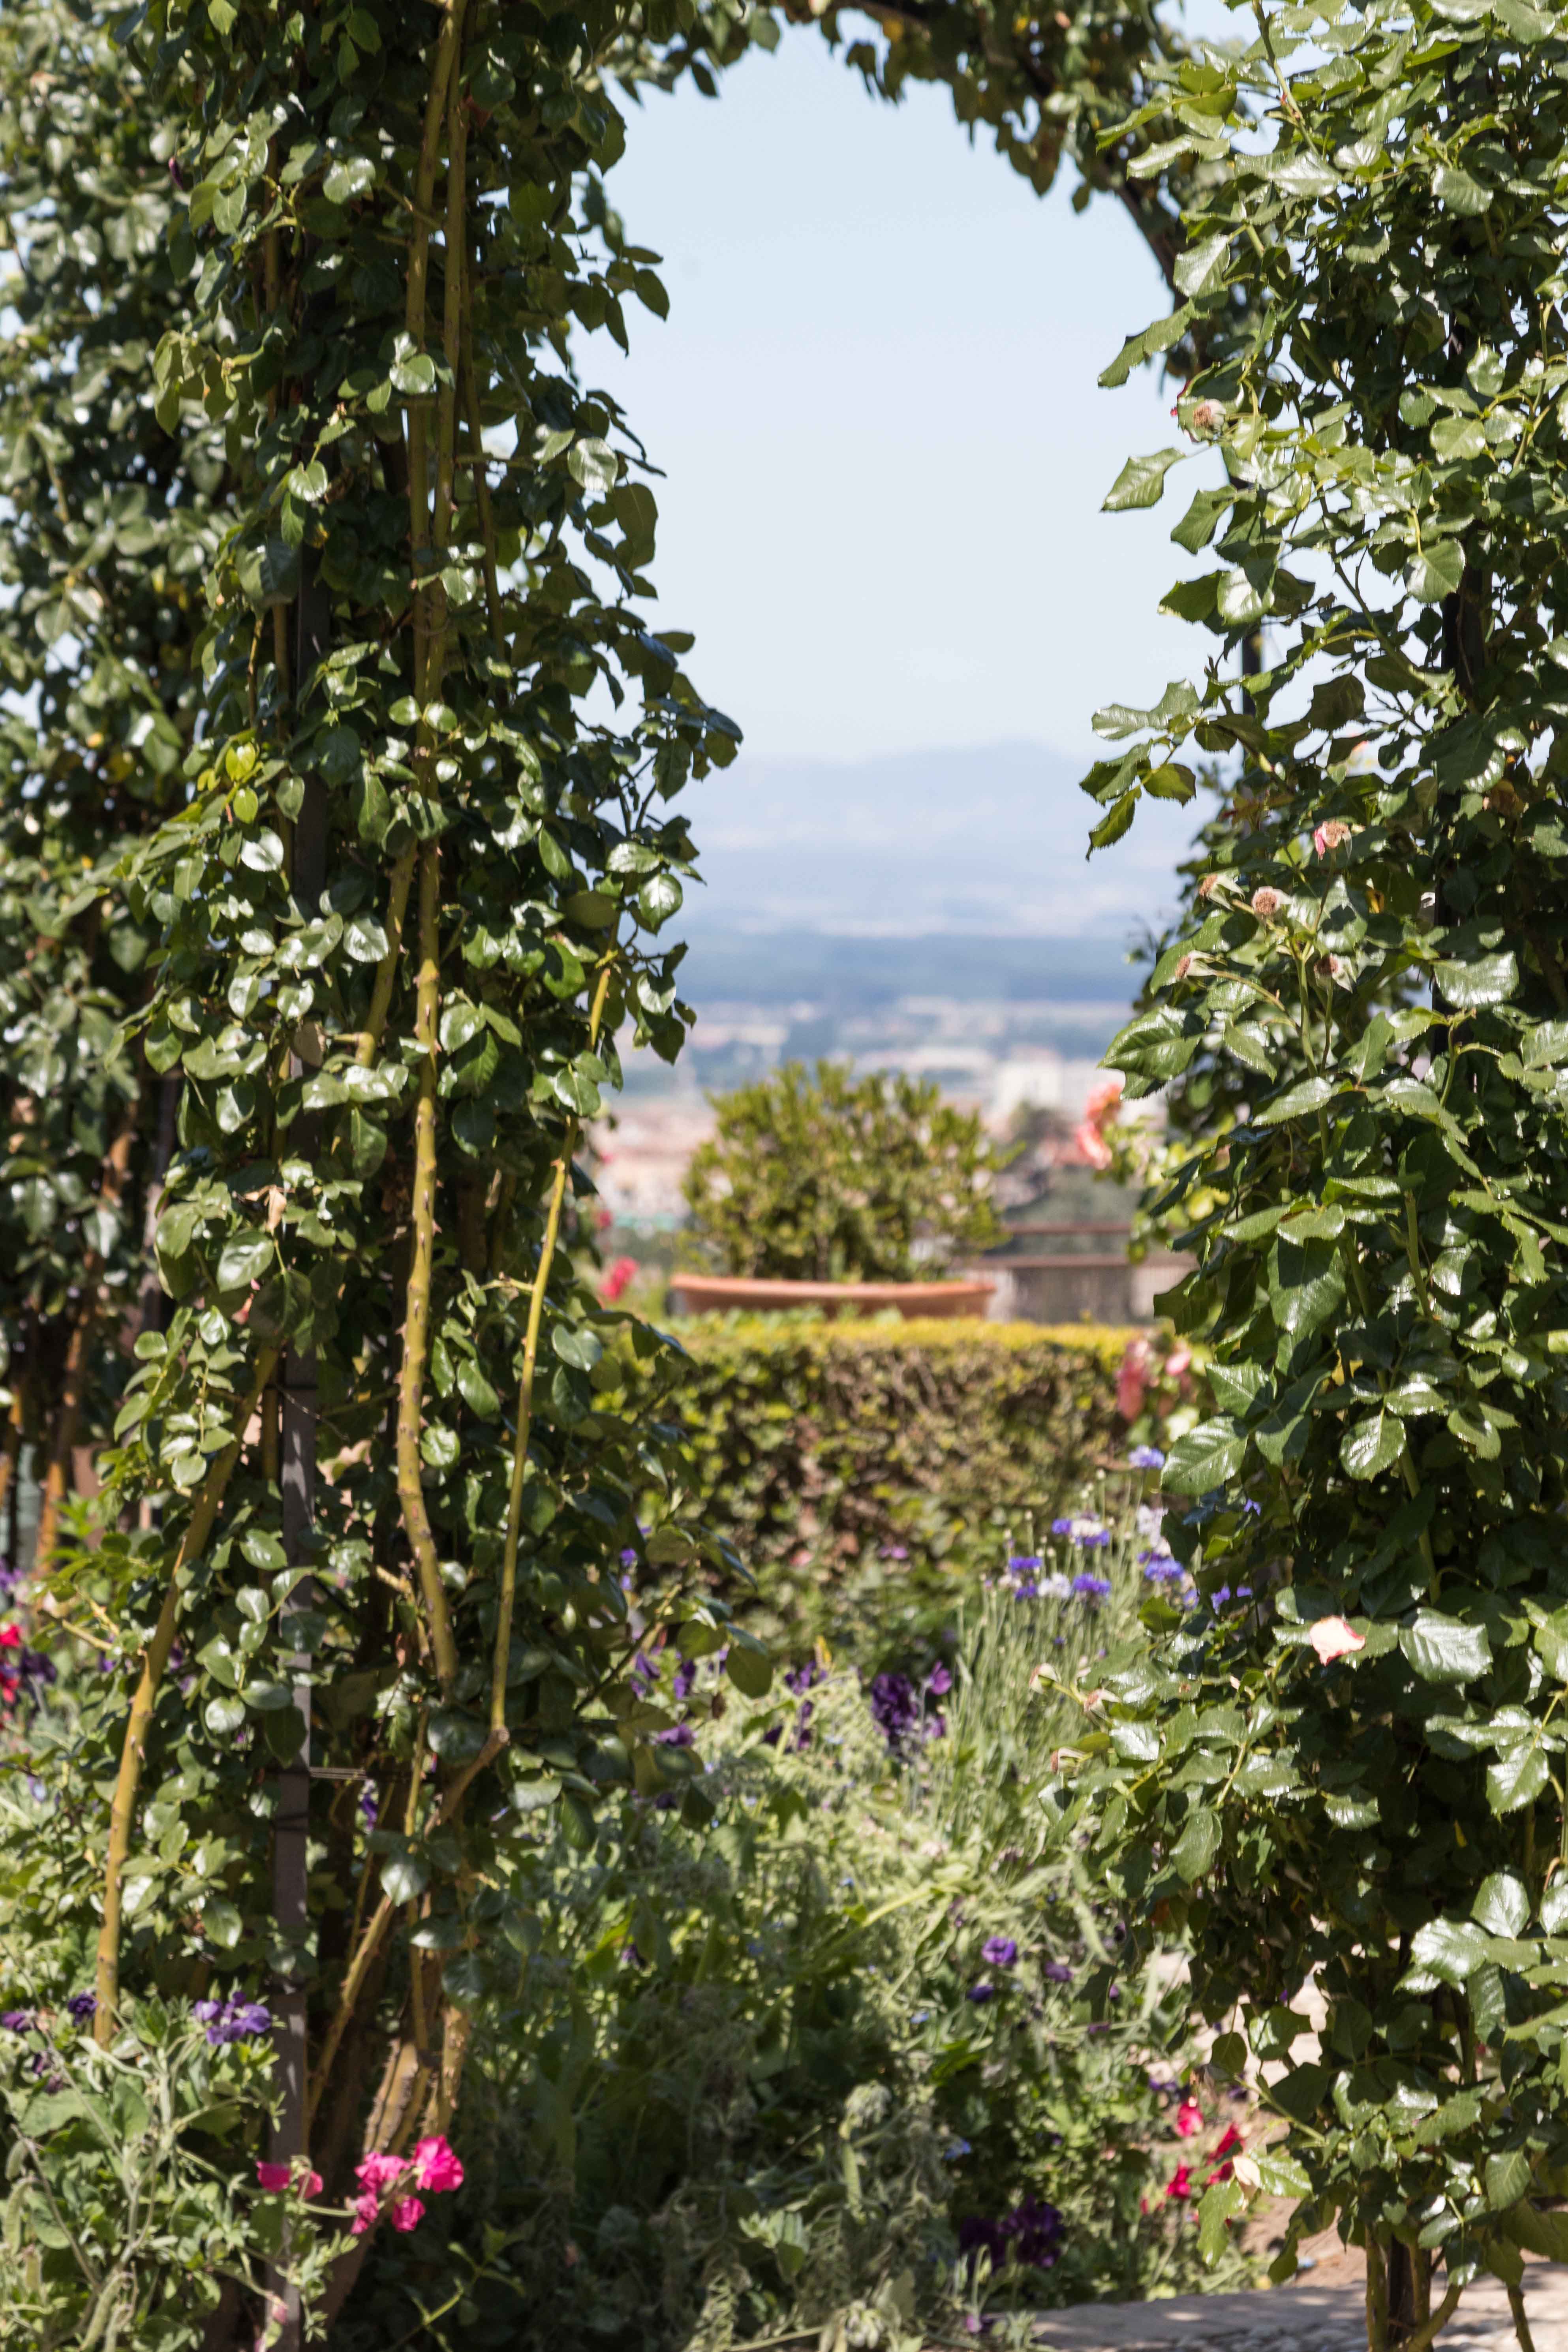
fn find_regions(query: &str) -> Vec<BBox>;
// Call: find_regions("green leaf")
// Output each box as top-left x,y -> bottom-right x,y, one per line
1172,1807 -> 1221,1882
1433,950 -> 1517,1006
1174,233 -> 1230,296
1401,1611 -> 1493,1685
725,1638 -> 773,1698
1407,1917 -> 1491,1987
551,1323 -> 603,1373
1488,1741 -> 1549,1815
1485,2149 -> 1533,2213
1407,541 -> 1466,603
1433,162 -> 1491,214
568,436 -> 618,494
1341,1411 -> 1406,1481
216,1234 -> 274,1290
323,155 -> 374,203
1255,1076 -> 1337,1125
1473,1871 -> 1530,1937
1162,1418 -> 1247,1494
1103,448 -> 1183,512
381,1851 -> 429,1905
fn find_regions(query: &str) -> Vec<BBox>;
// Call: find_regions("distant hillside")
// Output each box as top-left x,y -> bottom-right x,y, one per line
674,739 -> 1204,942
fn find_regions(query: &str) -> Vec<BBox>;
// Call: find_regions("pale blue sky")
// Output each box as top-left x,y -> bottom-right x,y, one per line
588,24 -> 1224,769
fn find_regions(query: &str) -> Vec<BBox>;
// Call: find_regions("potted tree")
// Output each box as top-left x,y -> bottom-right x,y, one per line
670,1061 -> 1001,1319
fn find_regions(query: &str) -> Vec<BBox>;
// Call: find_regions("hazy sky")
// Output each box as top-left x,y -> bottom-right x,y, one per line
588,26 -> 1224,770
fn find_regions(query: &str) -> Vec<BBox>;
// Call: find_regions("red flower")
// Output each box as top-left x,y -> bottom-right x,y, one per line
1212,2123 -> 1244,2160
1175,2097 -> 1203,2138
0,1626 -> 21,1650
1164,2164 -> 1193,2202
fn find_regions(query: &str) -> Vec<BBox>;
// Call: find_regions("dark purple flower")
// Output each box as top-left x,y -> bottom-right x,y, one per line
359,1785 -> 379,1830
197,1996 -> 272,2046
653,1723 -> 695,1748
981,1936 -> 1018,1969
631,1651 -> 659,1693
966,1981 -> 995,2004
785,1660 -> 823,1696
1042,1960 -> 1072,1984
958,2196 -> 1063,2276
672,1656 -> 698,1702
1071,1573 -> 1112,1602
232,2003 -> 272,2038
869,1671 -> 919,1746
65,1993 -> 96,2023
0,2010 -> 33,2034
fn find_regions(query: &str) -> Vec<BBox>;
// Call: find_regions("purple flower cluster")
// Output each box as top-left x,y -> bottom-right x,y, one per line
869,1668 -> 948,1751
958,2195 -> 1065,2275
1050,1515 -> 1110,1551
194,1996 -> 272,2046
1070,1572 -> 1112,1602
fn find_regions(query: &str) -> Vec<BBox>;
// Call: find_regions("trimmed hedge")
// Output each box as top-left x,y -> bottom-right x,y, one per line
663,1317 -> 1142,1651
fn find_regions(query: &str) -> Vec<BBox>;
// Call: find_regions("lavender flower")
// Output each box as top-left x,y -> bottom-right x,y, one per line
1129,1445 -> 1165,1470
0,2010 -> 33,2034
1071,1573 -> 1112,1602
1042,1960 -> 1072,1984
981,1936 -> 1018,1969
672,1656 -> 698,1702
926,1664 -> 952,1697
194,1996 -> 272,2046
652,1723 -> 695,1748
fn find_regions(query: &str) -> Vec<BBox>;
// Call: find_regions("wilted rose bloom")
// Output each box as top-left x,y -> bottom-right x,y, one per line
1314,954 -> 1346,984
1249,886 -> 1285,920
1197,871 -> 1222,899
1313,818 -> 1353,857
1309,1616 -> 1365,1664
1173,953 -> 1196,982
1188,399 -> 1225,436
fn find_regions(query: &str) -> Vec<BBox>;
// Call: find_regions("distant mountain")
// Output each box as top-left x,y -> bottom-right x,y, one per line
673,740 -> 1204,941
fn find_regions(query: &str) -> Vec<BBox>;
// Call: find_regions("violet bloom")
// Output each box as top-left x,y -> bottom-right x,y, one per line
1071,1573 -> 1112,1602
958,2197 -> 1064,2276
672,1656 -> 698,1702
981,1936 -> 1018,1969
926,1664 -> 952,1697
196,1996 -> 272,2046
869,1671 -> 920,1747
965,1981 -> 995,2004
1129,1445 -> 1165,1470
65,1993 -> 96,2023
653,1723 -> 694,1748
784,1660 -> 823,1696
1042,1960 -> 1072,1984
0,2010 -> 33,2033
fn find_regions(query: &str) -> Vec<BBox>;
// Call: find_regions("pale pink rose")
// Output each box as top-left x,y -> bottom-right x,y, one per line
1250,887 -> 1285,920
1308,1616 -> 1365,1664
1085,1074 -> 1123,1125
1074,1118 -> 1114,1170
412,2134 -> 465,2193
350,2190 -> 380,2236
1117,1339 -> 1150,1422
390,2195 -> 426,2233
256,2161 -> 291,2192
1313,819 -> 1352,858
1175,2097 -> 1203,2138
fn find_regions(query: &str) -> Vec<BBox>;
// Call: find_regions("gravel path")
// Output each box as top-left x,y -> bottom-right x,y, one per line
1024,2266 -> 1568,2352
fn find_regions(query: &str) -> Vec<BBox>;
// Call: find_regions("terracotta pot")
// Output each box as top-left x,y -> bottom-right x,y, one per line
665,1273 -> 996,1321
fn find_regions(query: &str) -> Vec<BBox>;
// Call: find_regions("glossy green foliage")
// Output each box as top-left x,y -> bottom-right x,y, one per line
1,0 -> 761,2313
1087,0 -> 1568,2319
0,0 -> 220,1534
684,1061 -> 1005,1282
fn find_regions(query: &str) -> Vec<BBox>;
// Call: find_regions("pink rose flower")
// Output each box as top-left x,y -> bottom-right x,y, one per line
1308,1616 -> 1365,1664
351,2190 -> 380,2237
390,2195 -> 426,2233
1175,2097 -> 1203,2138
355,2149 -> 406,2193
412,2134 -> 464,2194
1074,1117 -> 1114,1170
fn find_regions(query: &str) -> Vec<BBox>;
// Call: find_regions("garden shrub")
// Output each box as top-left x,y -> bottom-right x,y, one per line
682,1061 -> 1005,1283
329,1473 -> 1254,2352
655,1316 -> 1201,1648
1084,0 -> 1568,2338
